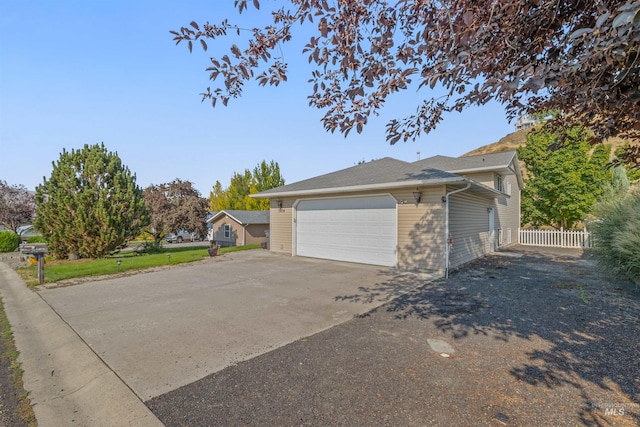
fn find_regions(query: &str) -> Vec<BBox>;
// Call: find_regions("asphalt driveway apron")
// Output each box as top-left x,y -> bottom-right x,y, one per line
38,250 -> 423,401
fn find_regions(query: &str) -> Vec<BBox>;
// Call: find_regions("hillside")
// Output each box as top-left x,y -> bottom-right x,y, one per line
462,128 -> 630,158
462,129 -> 530,157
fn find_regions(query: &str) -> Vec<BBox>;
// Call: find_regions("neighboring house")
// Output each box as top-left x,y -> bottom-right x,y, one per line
207,210 -> 270,247
253,151 -> 523,276
514,113 -> 553,131
515,114 -> 540,131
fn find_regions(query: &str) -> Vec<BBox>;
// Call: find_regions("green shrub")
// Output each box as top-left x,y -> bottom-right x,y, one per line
0,231 -> 20,253
591,190 -> 640,288
26,236 -> 46,243
139,240 -> 163,254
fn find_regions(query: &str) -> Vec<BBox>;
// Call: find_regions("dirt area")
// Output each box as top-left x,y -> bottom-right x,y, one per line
147,245 -> 640,426
0,252 -> 30,270
0,252 -> 31,427
0,298 -> 28,427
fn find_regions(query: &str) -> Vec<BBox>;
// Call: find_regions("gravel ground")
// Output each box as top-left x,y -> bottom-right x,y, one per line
147,246 -> 640,426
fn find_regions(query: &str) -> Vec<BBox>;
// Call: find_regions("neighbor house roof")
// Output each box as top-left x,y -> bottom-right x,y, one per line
254,157 -> 505,199
207,210 -> 270,225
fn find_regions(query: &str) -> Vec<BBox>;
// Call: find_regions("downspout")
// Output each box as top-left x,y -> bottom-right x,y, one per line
242,225 -> 246,246
444,182 -> 471,279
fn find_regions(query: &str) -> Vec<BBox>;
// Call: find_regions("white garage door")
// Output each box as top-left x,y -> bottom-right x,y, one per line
296,195 -> 397,267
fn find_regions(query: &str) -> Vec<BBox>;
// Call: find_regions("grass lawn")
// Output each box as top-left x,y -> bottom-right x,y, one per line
17,244 -> 262,286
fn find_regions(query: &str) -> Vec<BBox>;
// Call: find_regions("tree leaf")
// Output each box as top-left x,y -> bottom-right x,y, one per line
612,10 -> 635,28
569,28 -> 592,39
463,11 -> 474,25
595,12 -> 610,28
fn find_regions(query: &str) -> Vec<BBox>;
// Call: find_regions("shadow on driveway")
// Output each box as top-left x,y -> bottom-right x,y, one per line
148,247 -> 639,426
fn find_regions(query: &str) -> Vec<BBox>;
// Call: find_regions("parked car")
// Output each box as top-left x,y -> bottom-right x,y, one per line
165,231 -> 201,243
16,224 -> 42,243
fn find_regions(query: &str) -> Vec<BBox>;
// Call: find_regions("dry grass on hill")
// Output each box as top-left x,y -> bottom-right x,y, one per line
462,128 -> 630,158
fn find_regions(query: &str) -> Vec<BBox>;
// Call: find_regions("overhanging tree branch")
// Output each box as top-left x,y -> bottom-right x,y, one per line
173,0 -> 640,165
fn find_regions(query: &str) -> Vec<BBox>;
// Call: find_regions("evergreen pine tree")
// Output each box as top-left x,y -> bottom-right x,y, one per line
35,143 -> 149,258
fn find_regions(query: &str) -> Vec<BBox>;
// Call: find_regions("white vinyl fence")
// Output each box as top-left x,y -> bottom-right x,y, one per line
518,227 -> 592,248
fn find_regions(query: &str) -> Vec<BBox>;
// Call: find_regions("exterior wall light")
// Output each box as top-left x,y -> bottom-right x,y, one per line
276,199 -> 283,209
412,191 -> 422,203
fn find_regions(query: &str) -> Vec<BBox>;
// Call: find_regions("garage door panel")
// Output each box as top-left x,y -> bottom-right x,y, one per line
296,195 -> 397,267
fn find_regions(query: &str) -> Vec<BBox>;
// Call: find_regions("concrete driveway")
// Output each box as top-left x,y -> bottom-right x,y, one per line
38,250 -> 423,401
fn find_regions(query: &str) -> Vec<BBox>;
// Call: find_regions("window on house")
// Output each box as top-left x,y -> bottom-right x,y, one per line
224,224 -> 231,239
495,175 -> 504,192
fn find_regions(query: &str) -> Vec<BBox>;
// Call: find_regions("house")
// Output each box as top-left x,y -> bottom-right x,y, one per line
514,113 -> 553,131
253,151 -> 523,276
207,210 -> 270,247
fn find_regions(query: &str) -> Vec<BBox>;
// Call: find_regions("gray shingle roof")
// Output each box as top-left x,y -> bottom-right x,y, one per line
256,157 -> 462,196
414,151 -> 517,173
209,210 -> 269,225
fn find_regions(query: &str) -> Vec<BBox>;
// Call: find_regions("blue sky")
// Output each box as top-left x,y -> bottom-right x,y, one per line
0,1 -> 516,196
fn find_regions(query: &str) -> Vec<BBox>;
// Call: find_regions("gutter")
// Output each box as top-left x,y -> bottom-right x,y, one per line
444,182 -> 471,279
251,176 -> 467,198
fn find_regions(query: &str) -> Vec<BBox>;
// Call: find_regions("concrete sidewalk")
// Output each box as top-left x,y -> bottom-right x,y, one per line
0,262 -> 163,427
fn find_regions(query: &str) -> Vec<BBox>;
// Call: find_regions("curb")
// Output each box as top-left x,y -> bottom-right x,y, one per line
0,262 -> 164,427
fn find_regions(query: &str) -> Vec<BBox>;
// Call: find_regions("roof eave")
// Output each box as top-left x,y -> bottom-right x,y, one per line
448,164 -> 511,174
252,176 -> 467,198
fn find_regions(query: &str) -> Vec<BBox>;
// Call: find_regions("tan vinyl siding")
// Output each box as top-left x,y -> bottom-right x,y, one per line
462,171 -> 495,188
493,173 -> 520,246
269,198 -> 293,254
465,163 -> 521,248
396,186 -> 446,273
448,188 -> 493,268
